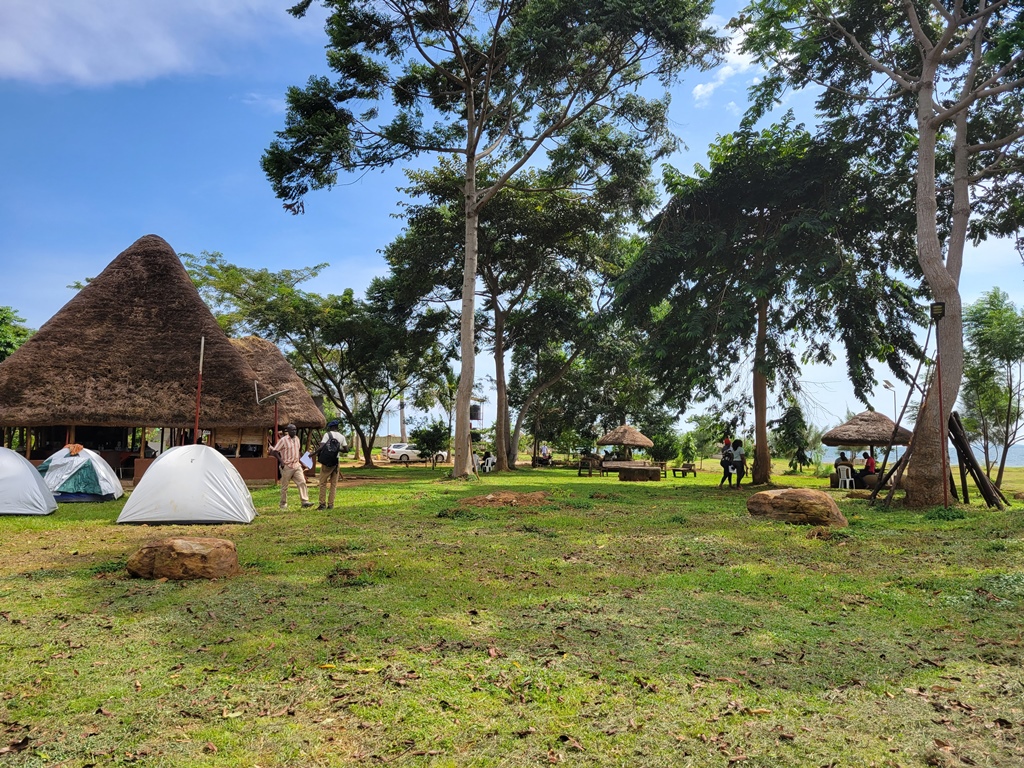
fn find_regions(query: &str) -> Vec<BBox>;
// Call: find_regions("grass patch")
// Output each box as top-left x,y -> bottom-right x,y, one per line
326,560 -> 392,587
925,507 -> 968,521
0,462 -> 1022,766
436,507 -> 479,520
83,558 -> 127,575
291,541 -> 366,556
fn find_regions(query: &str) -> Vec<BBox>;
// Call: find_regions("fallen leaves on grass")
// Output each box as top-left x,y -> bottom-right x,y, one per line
0,737 -> 31,755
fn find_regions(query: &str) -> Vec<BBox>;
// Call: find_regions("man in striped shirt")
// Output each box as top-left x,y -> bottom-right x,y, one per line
270,424 -> 312,509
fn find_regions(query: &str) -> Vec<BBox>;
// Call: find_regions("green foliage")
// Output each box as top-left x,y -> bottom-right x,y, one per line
384,160 -> 630,464
960,288 -> 1024,486
678,432 -> 697,463
178,251 -> 452,464
264,0 -> 725,212
409,418 -> 450,465
620,119 -> 923,411
265,0 -> 726,473
648,431 -> 681,463
686,411 -> 734,459
924,508 -> 967,521
0,306 -> 33,362
769,399 -> 812,471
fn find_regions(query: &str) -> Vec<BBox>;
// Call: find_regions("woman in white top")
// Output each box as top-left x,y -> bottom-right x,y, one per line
731,439 -> 747,488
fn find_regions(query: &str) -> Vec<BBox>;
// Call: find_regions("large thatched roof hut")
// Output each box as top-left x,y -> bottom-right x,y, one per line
230,336 -> 324,429
0,235 -> 323,478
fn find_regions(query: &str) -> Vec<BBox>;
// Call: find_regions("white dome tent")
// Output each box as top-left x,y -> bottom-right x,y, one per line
37,446 -> 124,502
0,446 -> 58,515
117,444 -> 256,524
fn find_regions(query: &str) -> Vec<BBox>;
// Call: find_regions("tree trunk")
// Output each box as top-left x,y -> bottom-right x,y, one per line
453,164 -> 479,478
493,308 -> 512,472
399,396 -> 407,442
355,428 -> 376,468
904,73 -> 964,507
752,295 -> 771,484
995,369 -> 1014,488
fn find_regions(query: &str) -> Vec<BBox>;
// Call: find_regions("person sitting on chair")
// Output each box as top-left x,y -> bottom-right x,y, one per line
855,451 -> 877,488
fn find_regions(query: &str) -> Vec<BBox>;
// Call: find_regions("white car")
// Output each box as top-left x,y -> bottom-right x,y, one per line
383,443 -> 447,463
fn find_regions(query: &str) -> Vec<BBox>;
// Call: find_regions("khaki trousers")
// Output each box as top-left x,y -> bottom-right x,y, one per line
318,463 -> 341,507
279,464 -> 309,506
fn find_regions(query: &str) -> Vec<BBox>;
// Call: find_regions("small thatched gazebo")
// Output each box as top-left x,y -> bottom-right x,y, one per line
597,424 -> 654,458
821,410 -> 912,453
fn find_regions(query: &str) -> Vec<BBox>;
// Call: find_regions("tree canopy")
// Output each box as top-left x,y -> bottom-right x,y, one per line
262,0 -> 726,476
737,0 -> 1024,502
618,119 -> 924,484
383,159 -> 630,470
960,287 -> 1024,487
182,252 -> 451,466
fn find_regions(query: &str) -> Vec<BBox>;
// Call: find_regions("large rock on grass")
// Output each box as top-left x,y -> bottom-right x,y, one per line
747,488 -> 848,527
127,537 -> 240,580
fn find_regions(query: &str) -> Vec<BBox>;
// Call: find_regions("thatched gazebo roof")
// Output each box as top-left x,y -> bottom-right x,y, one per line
821,410 -> 912,449
0,235 -> 275,429
230,336 -> 325,429
596,424 -> 654,449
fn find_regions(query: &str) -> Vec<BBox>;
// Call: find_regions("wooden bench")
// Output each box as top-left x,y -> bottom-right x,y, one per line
672,463 -> 697,478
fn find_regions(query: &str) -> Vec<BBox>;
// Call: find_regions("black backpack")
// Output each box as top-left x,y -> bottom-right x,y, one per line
317,435 -> 342,467
720,449 -> 733,467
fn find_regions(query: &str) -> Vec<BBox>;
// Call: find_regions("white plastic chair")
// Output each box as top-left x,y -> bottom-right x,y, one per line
483,457 -> 496,473
837,465 -> 854,489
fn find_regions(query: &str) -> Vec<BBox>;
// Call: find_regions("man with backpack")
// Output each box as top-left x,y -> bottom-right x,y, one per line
316,419 -> 348,510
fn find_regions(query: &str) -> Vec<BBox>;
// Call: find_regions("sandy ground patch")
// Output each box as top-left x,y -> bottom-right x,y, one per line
458,491 -> 550,508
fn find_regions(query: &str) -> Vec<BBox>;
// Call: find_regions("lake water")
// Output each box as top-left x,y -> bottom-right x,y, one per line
821,444 -> 1024,468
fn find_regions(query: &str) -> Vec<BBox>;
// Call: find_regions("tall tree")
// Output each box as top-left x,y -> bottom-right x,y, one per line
961,287 -> 1024,487
262,0 -> 725,477
618,120 -> 924,484
0,307 -> 33,363
382,160 -> 625,471
739,0 -> 1024,501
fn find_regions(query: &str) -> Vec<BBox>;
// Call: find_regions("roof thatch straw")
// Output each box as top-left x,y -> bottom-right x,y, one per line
230,336 -> 325,429
596,424 -> 654,448
821,410 -> 912,447
0,235 -> 275,429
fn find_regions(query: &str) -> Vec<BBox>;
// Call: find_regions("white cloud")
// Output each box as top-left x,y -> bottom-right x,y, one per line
691,28 -> 761,107
239,92 -> 288,114
0,0 -> 319,86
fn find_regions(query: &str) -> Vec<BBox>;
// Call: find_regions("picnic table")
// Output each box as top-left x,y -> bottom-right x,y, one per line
672,463 -> 697,478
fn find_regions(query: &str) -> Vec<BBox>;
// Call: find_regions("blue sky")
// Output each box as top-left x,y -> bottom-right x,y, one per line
0,0 -> 1019,434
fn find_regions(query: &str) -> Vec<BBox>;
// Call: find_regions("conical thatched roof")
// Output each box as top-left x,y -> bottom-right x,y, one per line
821,410 -> 912,447
0,235 -> 273,429
596,424 -> 654,448
230,336 -> 325,429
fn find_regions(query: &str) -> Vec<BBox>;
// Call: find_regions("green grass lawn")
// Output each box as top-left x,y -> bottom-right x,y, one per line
1,464 -> 1022,767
